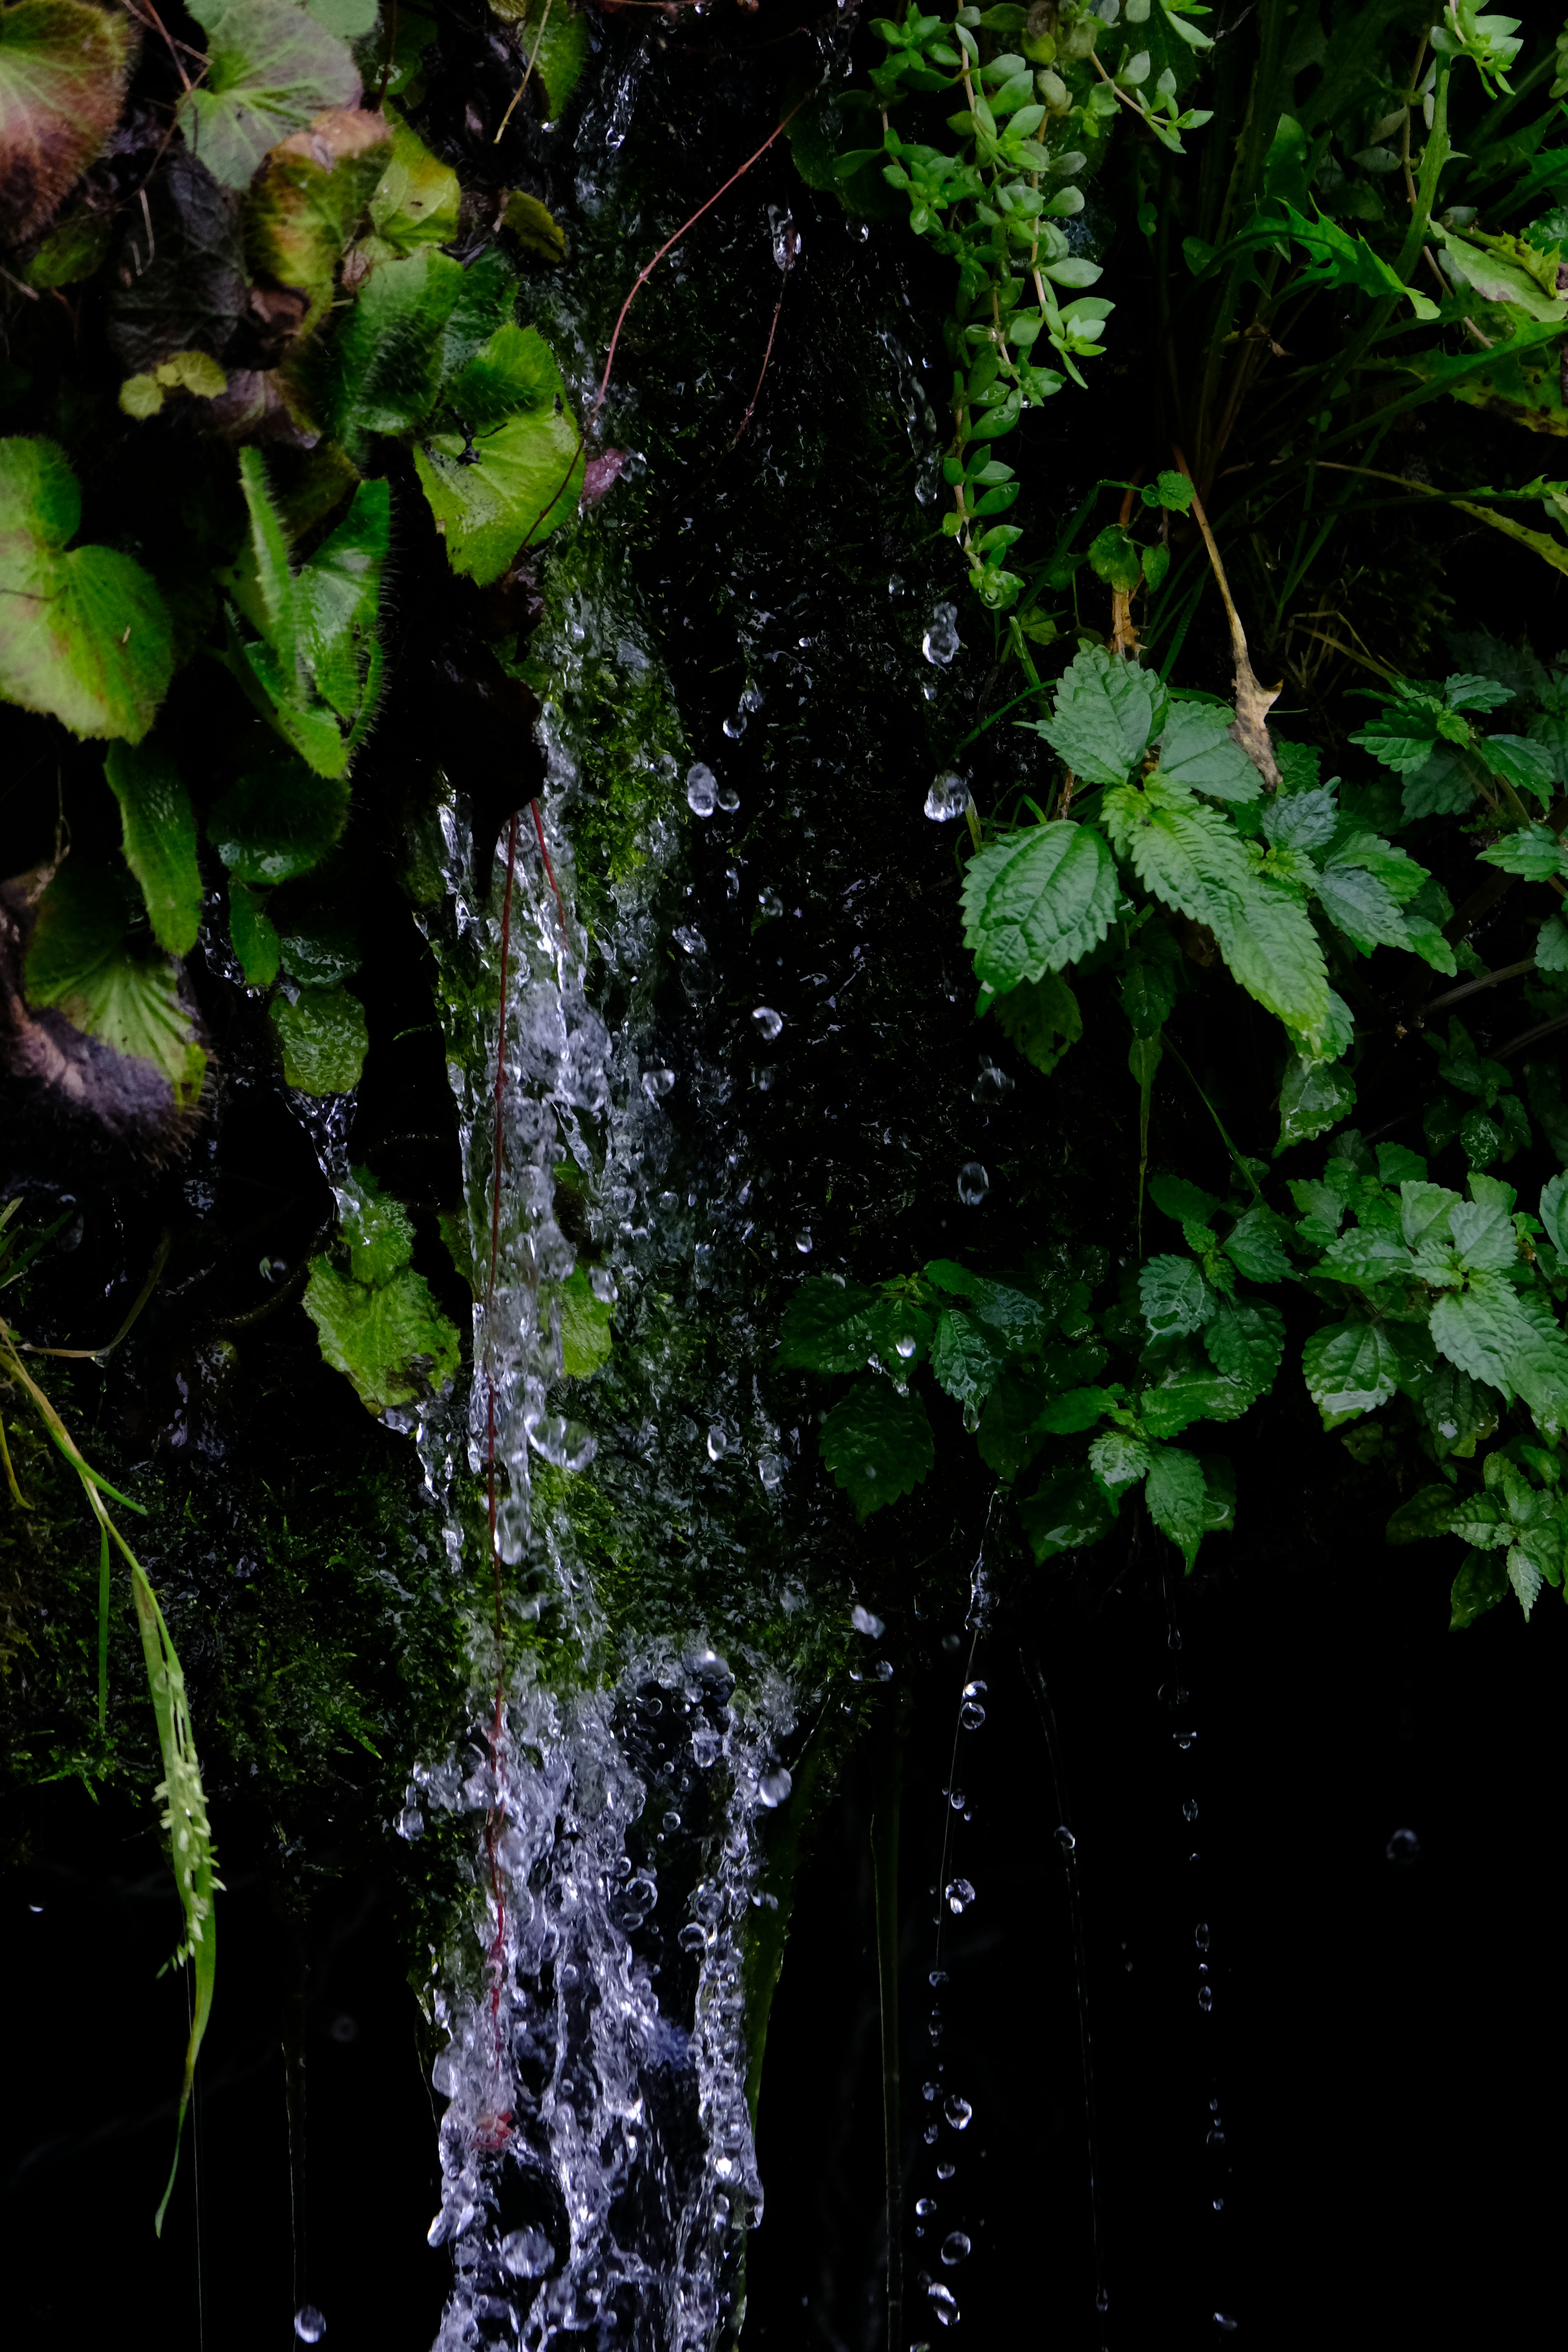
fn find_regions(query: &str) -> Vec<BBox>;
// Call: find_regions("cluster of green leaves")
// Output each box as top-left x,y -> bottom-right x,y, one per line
303,1165 -> 462,1417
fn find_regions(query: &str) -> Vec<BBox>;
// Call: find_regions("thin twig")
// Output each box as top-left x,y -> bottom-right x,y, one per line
494,0 -> 554,145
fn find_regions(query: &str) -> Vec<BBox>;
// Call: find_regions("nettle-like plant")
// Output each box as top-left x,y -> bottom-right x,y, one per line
779,4 -> 1568,1635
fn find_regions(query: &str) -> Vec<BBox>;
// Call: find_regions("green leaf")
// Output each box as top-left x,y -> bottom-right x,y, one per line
1138,1360 -> 1255,1439
1450,1194 -> 1519,1273
245,105 -> 391,338
502,189 -> 567,264
1476,822 -> 1566,881
1144,1445 -> 1209,1570
1104,774 -> 1330,1043
1540,1171 -> 1568,1258
1087,523 -> 1143,595
548,1263 -> 614,1379
819,1377 -> 935,1519
333,1164 -> 413,1284
961,821 -> 1118,994
23,863 -> 208,1116
1387,1483 -> 1460,1542
777,1276 -> 880,1373
178,0 -> 360,192
1088,1428 -> 1151,1489
303,1256 -> 461,1416
1139,1253 -> 1215,1341
1141,468 -> 1195,513
488,0 -> 591,119
1222,1204 -> 1292,1283
0,0 -> 136,243
1480,733 -> 1556,805
209,755 -> 351,884
1031,645 -> 1162,784
227,880 -> 280,986
1450,1547 -> 1510,1630
1302,1314 -> 1402,1426
929,1306 -> 1007,1406
924,1261 -> 1050,1343
1017,1462 -> 1119,1561
1202,1298 -> 1284,1393
1276,1056 -> 1356,1154
985,968 -> 1082,1072
1536,912 -> 1568,973
1034,1384 -> 1114,1434
365,108 -> 461,256
414,322 -> 586,583
1149,1172 -> 1221,1234
1155,703 -> 1261,803
0,436 -> 173,742
104,741 -> 203,956
269,980 -> 367,1095
1430,1274 -> 1568,1430
1421,1360 -> 1501,1458
309,245 -> 466,466
1120,926 -> 1181,1034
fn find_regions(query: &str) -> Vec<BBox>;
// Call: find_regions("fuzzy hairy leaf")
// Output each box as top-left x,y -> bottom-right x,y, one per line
819,1377 -> 935,1519
414,321 -> 585,583
104,740 -> 203,956
962,821 -> 1118,994
777,1276 -> 880,1373
179,0 -> 361,192
0,436 -> 173,742
303,1257 -> 461,1416
365,107 -> 460,255
0,0 -> 135,242
310,245 -> 466,465
24,863 -> 207,1113
245,105 -> 392,338
227,880 -> 280,986
334,1164 -> 414,1284
209,756 -> 350,884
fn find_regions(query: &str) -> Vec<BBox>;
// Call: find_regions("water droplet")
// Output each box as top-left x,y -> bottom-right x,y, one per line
940,2232 -> 971,2266
895,1332 -> 917,1358
1055,1826 -> 1076,1852
972,1061 -> 1013,1102
924,773 -> 969,822
723,714 -> 746,739
936,2160 -> 955,2180
948,1787 -> 965,1811
686,763 -> 717,815
1175,1731 -> 1196,1751
1207,2124 -> 1226,2147
1212,2196 -> 1225,2213
1386,1826 -> 1421,1865
928,2283 -> 960,2325
396,1805 -> 425,1840
922,2080 -> 938,2102
759,1768 -> 793,1809
943,2094 -> 973,2131
1198,1985 -> 1213,2011
795,1230 -> 812,1254
964,1679 -> 986,1696
717,785 -> 740,811
1195,1923 -> 1210,1951
707,1425 -> 727,1460
752,1006 -> 784,1040
851,1605 -> 885,1636
1214,2317 -> 1237,2334
642,1067 -> 675,1098
758,888 -> 782,918
678,1922 -> 709,1952
1096,2287 -> 1109,2312
1167,1626 -> 1183,1650
590,1266 -> 619,1303
916,2196 -> 938,2216
758,1454 -> 784,1490
944,1878 -> 976,1914
501,2227 -> 552,2278
922,603 -> 960,666
673,924 -> 707,956
1183,1798 -> 1199,1822
957,1161 -> 989,1206
294,2310 -> 326,2344
924,2123 -> 938,2144
1158,1681 -> 1189,1710
663,1809 -> 681,1831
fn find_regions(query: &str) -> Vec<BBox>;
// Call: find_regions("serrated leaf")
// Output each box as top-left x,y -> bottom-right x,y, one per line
303,1256 -> 461,1416
923,1260 -> 1049,1344
1149,1172 -> 1221,1232
1539,1171 -> 1568,1258
1302,1315 -> 1401,1425
0,0 -> 135,243
269,980 -> 367,1095
1421,1359 -> 1500,1457
1276,1056 -> 1355,1154
104,741 -> 203,956
1222,1203 -> 1292,1282
1316,1223 -> 1413,1283
1263,784 -> 1338,855
1088,1428 -> 1151,1488
1156,703 -> 1260,802
1139,1253 -> 1215,1341
1144,1445 -> 1209,1570
1312,860 -> 1411,956
1386,1484 -> 1459,1542
1477,823 -> 1566,880
1034,1384 -> 1113,1434
1450,1548 -> 1509,1629
1017,1462 -> 1119,1561
986,969 -> 1082,1073
1202,1298 -> 1284,1392
179,0 -> 361,192
1032,645 -> 1161,784
1139,1359 -> 1254,1437
819,1377 -> 935,1519
1481,733 -> 1556,805
1450,1196 -> 1519,1272
1430,1274 -> 1568,1429
1537,913 -> 1568,973
0,435 -> 173,743
960,821 -> 1118,994
929,1307 -> 1007,1406
776,1276 -> 880,1373
414,321 -> 585,584
332,1164 -> 414,1284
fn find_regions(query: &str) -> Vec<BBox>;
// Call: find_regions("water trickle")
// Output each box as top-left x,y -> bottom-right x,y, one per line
1198,1986 -> 1214,2012
1055,1826 -> 1076,1852
851,1606 -> 885,1637
1183,1798 -> 1199,1822
1195,1923 -> 1211,1951
294,2308 -> 326,2343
